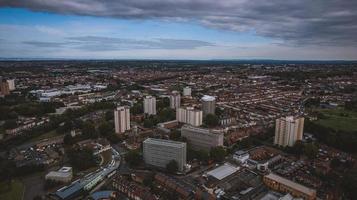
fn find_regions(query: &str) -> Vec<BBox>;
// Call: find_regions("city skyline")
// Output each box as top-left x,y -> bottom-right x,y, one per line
1,1 -> 357,60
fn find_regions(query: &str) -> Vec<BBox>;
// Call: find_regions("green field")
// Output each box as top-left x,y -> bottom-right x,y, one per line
0,180 -> 24,200
29,130 -> 59,142
315,108 -> 357,132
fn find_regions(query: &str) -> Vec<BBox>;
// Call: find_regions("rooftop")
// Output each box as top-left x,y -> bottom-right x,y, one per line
207,163 -> 239,180
265,173 -> 316,196
143,138 -> 186,148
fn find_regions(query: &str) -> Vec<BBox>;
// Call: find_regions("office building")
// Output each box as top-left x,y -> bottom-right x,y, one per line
181,125 -> 223,151
183,86 -> 191,96
144,96 -> 156,115
201,95 -> 216,116
176,107 -> 203,126
114,106 -> 130,134
263,173 -> 316,200
6,79 -> 15,91
170,91 -> 181,110
143,138 -> 186,171
274,116 -> 304,147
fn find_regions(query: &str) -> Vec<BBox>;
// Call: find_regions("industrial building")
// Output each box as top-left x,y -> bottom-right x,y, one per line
263,173 -> 316,200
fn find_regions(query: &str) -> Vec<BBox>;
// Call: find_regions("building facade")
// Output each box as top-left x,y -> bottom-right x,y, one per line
114,106 -> 131,134
0,80 -> 10,96
176,107 -> 203,126
7,79 -> 15,91
144,96 -> 157,115
181,125 -> 224,151
170,91 -> 181,110
143,138 -> 186,171
183,86 -> 192,96
274,116 -> 304,147
201,95 -> 216,116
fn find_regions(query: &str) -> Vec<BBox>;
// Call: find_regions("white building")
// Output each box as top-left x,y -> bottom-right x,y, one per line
183,87 -> 191,96
6,79 -> 15,91
144,96 -> 157,115
143,138 -> 186,171
274,116 -> 304,147
233,150 -> 250,164
181,125 -> 224,151
170,91 -> 181,110
202,95 -> 216,116
176,107 -> 202,126
45,166 -> 73,183
114,106 -> 130,134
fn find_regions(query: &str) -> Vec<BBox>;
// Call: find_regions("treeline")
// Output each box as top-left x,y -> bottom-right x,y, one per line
305,120 -> 357,153
0,101 -> 115,150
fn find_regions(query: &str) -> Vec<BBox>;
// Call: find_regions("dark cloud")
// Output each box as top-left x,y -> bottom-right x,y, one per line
3,0 -> 357,46
23,36 -> 214,51
23,41 -> 68,48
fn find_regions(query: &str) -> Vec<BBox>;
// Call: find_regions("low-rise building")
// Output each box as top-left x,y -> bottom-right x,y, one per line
263,173 -> 316,200
45,166 -> 73,183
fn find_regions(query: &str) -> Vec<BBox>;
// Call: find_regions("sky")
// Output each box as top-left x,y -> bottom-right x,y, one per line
0,0 -> 356,60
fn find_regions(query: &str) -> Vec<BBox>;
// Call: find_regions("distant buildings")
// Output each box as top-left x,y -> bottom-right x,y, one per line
181,125 -> 223,151
176,107 -> 203,127
7,79 -> 15,91
143,138 -> 186,171
0,79 -> 10,96
274,116 -> 304,147
263,173 -> 316,200
144,96 -> 157,115
45,166 -> 73,183
183,86 -> 192,96
170,91 -> 181,110
201,95 -> 216,116
114,106 -> 130,134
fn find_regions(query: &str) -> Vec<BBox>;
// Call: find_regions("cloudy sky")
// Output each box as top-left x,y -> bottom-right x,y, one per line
0,0 -> 356,60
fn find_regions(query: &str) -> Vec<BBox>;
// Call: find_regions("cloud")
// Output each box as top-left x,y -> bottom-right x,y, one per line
22,36 -> 214,51
1,0 -> 357,47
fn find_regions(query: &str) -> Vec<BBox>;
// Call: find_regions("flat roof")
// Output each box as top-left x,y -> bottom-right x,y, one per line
207,163 -> 239,180
265,173 -> 316,196
144,138 -> 186,148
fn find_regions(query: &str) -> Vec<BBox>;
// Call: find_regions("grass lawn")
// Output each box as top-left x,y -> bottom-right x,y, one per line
0,180 -> 25,200
315,108 -> 357,132
29,130 -> 59,142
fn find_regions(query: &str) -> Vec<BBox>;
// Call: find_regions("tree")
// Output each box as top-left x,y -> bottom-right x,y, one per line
97,121 -> 113,136
203,114 -> 219,127
125,150 -> 141,167
105,110 -> 114,121
166,160 -> 179,174
197,150 -> 210,163
82,120 -> 98,138
210,146 -> 226,162
342,169 -> 357,199
303,143 -> 318,159
67,147 -> 96,171
169,130 -> 181,141
131,102 -> 143,115
158,108 -> 175,122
